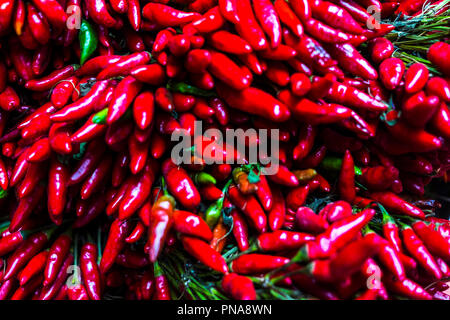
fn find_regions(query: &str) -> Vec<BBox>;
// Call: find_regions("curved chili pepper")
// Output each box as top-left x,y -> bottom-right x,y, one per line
17,250 -> 48,286
253,0 -> 282,49
4,230 -> 50,280
80,156 -> 112,200
228,184 -> 267,233
97,52 -> 151,80
40,253 -> 73,300
326,81 -> 388,112
274,0 -> 303,37
326,43 -> 377,80
119,158 -> 159,220
51,80 -> 109,122
412,221 -> 450,261
173,210 -> 213,241
100,219 -> 132,274
181,235 -> 229,273
142,3 -> 201,27
400,223 -> 442,280
234,0 -> 268,50
107,76 -> 142,124
293,208 -> 376,262
147,194 -> 175,262
10,184 -> 46,232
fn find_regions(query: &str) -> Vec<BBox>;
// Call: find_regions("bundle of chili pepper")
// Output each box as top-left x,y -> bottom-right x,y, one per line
0,0 -> 447,301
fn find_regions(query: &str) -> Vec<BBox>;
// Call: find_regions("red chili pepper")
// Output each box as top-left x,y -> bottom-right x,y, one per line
257,230 -> 315,251
80,156 -> 112,200
162,159 -> 200,210
31,0 -> 67,30
11,273 -> 44,300
369,191 -> 425,219
0,87 -> 20,111
230,253 -> 289,274
383,273 -> 432,300
426,77 -> 450,103
380,209 -> 403,253
286,185 -> 310,211
26,3 -> 51,45
208,50 -> 250,90
228,184 -> 267,233
326,81 -> 388,112
338,150 -> 356,202
69,139 -> 106,186
51,80 -> 110,122
44,233 -> 71,287
40,253 -> 73,300
427,41 -> 450,77
173,210 -> 213,242
147,194 -> 175,262
119,158 -> 159,220
4,230 -> 50,280
412,221 -> 450,261
400,223 -> 442,280
47,157 -> 69,217
253,0 -> 282,49
97,52 -> 151,80
142,3 -> 201,27
86,0 -> 120,28
50,76 -> 79,108
80,242 -> 102,300
430,102 -> 450,140
10,184 -> 46,232
17,250 -> 48,286
100,219 -> 132,274
326,43 -> 377,80
293,208 -> 376,262
404,63 -> 429,94
379,58 -> 405,90
0,230 -> 27,257
181,235 -> 229,273
229,208 -> 250,251
274,0 -> 303,37
153,262 -> 171,300
295,207 -> 329,234
222,273 -> 256,300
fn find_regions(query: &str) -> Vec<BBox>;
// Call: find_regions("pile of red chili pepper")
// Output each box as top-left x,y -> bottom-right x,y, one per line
0,0 -> 448,301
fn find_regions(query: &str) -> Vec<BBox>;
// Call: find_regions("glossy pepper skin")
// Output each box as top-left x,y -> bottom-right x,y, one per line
80,243 -> 102,300
147,195 -> 176,262
181,236 -> 229,274
293,208 -> 376,262
162,159 -> 200,210
44,234 -> 71,286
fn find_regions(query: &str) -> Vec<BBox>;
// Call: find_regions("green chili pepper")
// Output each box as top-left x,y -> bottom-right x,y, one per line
193,172 -> 217,185
92,108 -> 108,124
167,81 -> 216,97
79,20 -> 98,65
320,156 -> 362,176
0,188 -> 7,199
205,198 -> 224,229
